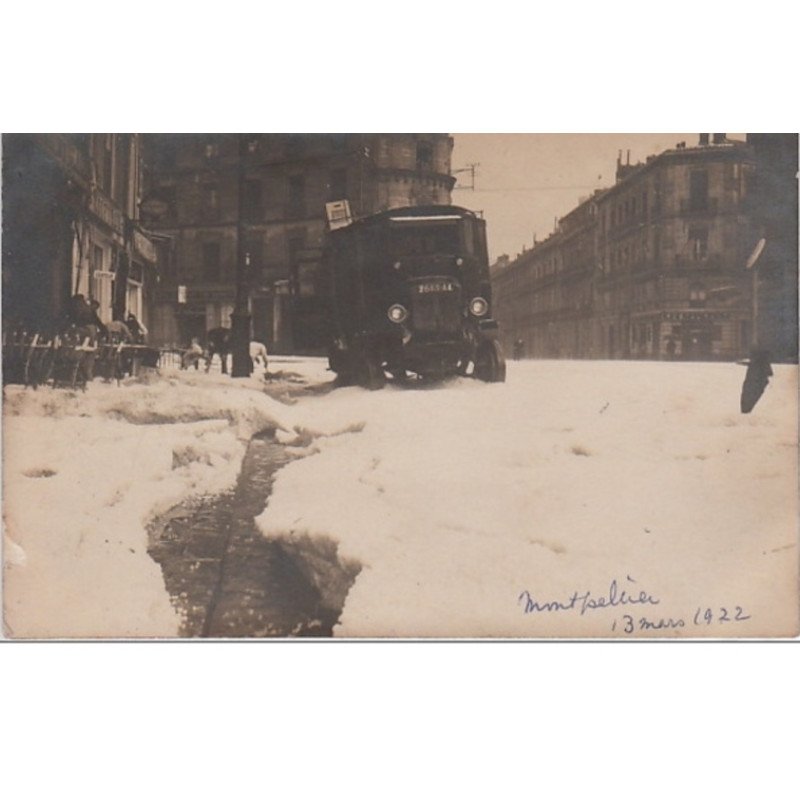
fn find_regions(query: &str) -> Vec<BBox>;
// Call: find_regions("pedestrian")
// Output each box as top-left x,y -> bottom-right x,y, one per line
126,313 -> 147,343
249,340 -> 269,371
106,319 -> 133,342
665,337 -> 676,359
740,349 -> 773,413
181,337 -> 204,370
205,327 -> 231,374
86,299 -> 108,339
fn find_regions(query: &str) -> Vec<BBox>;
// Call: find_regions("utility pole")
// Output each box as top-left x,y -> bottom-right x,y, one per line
231,134 -> 253,377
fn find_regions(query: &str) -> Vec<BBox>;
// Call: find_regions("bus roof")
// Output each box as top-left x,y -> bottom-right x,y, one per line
331,205 -> 481,235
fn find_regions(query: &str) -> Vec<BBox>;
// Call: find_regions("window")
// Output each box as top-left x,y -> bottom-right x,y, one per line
328,168 -> 348,201
202,183 -> 219,219
202,242 -> 221,282
127,270 -> 143,321
243,179 -> 262,221
287,175 -> 305,218
92,244 -> 104,274
689,170 -> 709,211
689,226 -> 708,261
245,237 -> 263,278
288,233 -> 306,295
416,141 -> 433,171
689,283 -> 707,308
389,221 -> 460,260
104,134 -> 114,187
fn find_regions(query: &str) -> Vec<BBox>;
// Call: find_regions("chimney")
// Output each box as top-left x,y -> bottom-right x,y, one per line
626,149 -> 631,165
712,133 -> 726,144
699,133 -> 710,146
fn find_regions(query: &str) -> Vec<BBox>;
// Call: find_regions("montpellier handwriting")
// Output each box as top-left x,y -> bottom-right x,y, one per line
517,576 -> 660,617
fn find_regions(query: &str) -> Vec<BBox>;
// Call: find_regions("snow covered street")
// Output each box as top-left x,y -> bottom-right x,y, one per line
3,358 -> 798,638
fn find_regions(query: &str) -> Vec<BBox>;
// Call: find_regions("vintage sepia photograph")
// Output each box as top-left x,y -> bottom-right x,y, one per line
2,131 -> 798,639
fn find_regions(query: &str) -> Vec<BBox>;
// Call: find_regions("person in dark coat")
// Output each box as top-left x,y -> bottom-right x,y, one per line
740,349 -> 773,413
86,300 -> 108,338
126,313 -> 147,344
206,327 -> 231,374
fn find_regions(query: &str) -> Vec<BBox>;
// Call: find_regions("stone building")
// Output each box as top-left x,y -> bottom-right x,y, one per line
3,134 -> 159,335
141,133 -> 455,353
493,135 -> 796,362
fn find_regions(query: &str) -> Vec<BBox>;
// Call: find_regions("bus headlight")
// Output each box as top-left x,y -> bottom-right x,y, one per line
469,297 -> 489,317
393,261 -> 402,270
387,304 -> 409,324
455,257 -> 464,266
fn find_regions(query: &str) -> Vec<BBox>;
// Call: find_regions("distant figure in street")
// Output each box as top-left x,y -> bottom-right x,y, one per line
181,337 -> 204,370
512,339 -> 524,360
665,337 -> 677,359
249,340 -> 269,371
740,349 -> 773,414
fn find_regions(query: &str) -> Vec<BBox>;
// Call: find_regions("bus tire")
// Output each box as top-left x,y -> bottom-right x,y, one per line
474,340 -> 506,383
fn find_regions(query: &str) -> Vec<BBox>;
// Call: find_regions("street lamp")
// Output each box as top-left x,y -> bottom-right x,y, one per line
231,134 -> 253,378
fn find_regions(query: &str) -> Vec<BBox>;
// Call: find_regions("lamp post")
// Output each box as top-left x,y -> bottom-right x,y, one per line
231,134 -> 253,377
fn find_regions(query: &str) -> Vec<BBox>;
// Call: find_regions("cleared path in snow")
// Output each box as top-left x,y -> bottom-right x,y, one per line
148,432 -> 360,637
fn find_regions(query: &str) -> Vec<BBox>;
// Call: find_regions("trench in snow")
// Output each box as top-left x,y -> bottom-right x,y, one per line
147,429 -> 361,638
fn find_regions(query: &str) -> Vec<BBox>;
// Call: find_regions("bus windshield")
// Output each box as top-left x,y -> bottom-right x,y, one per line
389,220 -> 462,257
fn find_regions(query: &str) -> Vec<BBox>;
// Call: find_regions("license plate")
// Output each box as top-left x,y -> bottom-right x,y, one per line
416,281 -> 455,294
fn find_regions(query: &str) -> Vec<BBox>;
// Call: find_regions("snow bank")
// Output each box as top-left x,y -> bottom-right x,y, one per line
4,357 -> 796,639
256,360 -> 799,638
3,368 -> 294,638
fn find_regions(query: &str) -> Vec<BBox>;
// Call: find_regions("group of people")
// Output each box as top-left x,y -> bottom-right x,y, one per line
180,332 -> 269,374
65,294 -> 148,345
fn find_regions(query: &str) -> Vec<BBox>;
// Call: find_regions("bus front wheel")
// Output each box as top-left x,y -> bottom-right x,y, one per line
473,340 -> 506,383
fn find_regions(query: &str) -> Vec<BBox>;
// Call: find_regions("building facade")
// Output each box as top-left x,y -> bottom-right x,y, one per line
2,134 -> 159,335
141,133 -> 455,353
493,135 -> 797,362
